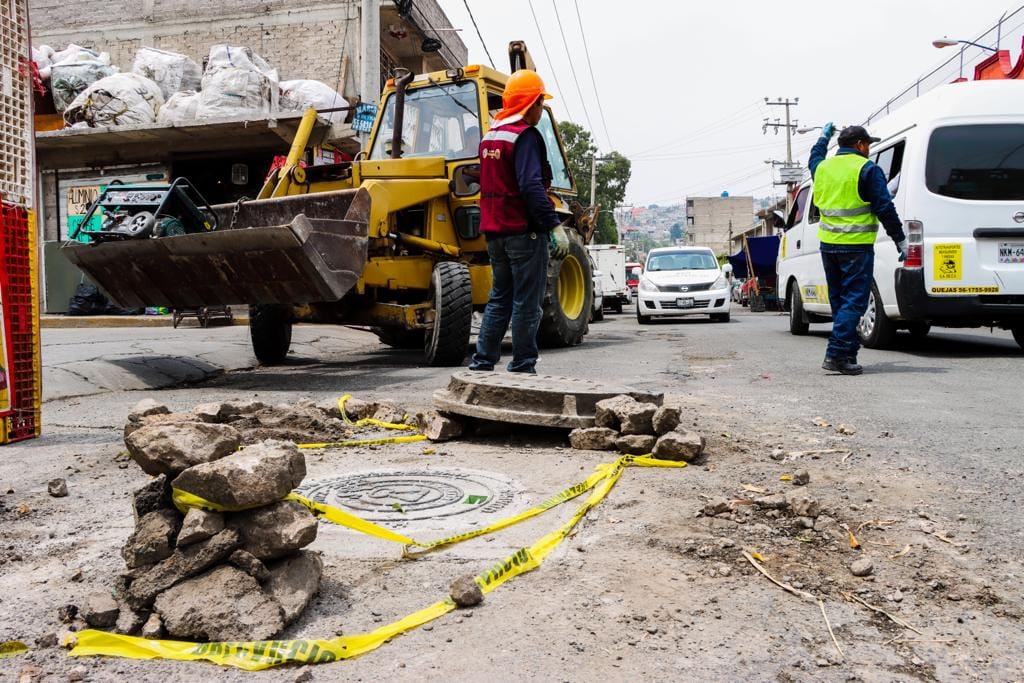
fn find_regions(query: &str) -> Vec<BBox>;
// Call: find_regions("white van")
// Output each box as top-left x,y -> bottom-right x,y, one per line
778,80 -> 1024,349
587,244 -> 632,313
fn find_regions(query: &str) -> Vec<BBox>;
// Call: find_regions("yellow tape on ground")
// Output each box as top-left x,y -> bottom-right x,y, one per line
296,434 -> 427,449
0,641 -> 28,659
337,394 -> 419,431
78,455 -> 684,670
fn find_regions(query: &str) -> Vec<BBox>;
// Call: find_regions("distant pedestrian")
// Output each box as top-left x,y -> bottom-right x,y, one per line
808,123 -> 908,375
468,69 -> 569,374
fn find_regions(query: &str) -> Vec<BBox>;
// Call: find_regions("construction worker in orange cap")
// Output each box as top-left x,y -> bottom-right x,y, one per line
468,69 -> 570,374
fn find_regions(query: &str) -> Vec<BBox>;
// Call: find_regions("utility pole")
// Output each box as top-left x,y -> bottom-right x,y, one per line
590,155 -> 597,208
359,0 -> 380,144
763,97 -> 800,216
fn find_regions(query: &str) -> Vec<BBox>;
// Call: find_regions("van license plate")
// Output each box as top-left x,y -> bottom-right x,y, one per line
676,297 -> 694,309
999,243 -> 1024,263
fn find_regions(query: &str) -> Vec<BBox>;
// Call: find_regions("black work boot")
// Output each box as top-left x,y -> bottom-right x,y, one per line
823,356 -> 862,375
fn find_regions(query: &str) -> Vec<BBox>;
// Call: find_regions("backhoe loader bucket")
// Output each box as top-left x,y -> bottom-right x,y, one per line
61,188 -> 370,309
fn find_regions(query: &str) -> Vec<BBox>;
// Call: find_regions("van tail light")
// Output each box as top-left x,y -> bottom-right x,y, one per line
903,220 -> 923,268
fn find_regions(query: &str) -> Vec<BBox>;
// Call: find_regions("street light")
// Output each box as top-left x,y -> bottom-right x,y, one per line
795,126 -> 822,135
932,37 -> 997,51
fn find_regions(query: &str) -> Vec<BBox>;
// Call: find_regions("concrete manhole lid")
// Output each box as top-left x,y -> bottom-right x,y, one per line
433,370 -> 663,428
295,467 -> 519,524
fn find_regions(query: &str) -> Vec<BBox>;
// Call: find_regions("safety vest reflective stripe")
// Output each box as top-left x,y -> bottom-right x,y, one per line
482,130 -> 521,144
819,221 -> 878,233
820,207 -> 872,218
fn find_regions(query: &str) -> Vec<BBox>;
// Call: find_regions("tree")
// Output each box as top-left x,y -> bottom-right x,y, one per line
670,222 -> 684,241
557,121 -> 632,245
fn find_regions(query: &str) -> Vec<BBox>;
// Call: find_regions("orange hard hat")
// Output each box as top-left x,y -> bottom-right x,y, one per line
496,69 -> 553,120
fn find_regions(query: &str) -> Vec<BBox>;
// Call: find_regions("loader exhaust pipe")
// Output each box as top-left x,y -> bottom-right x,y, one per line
390,68 -> 415,159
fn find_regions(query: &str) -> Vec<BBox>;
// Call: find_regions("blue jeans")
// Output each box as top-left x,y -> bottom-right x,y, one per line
821,248 -> 874,360
469,231 -> 549,372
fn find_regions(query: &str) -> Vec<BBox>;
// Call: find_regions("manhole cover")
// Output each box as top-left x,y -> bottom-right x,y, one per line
433,371 -> 663,428
295,468 -> 519,523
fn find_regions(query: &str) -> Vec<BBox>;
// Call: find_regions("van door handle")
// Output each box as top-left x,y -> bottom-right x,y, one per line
796,240 -> 801,249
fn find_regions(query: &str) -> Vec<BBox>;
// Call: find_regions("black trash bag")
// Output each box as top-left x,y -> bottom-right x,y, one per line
67,283 -> 143,316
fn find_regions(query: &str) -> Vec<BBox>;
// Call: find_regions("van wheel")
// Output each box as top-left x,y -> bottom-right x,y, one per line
857,282 -> 897,349
1012,325 -> 1024,350
592,302 -> 604,321
788,285 -> 809,336
613,299 -> 623,314
710,312 -> 730,323
907,322 -> 931,339
424,261 -> 473,366
539,230 -> 593,347
249,304 -> 293,365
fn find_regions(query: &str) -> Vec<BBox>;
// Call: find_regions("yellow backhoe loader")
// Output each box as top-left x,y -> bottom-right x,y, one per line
62,42 -> 594,366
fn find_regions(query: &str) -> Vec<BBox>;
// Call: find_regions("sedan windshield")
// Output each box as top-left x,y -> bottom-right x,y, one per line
646,251 -> 718,271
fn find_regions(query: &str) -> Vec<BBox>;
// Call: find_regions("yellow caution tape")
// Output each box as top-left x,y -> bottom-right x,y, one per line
337,394 -> 419,431
0,641 -> 28,659
296,434 -> 427,449
74,454 -> 684,670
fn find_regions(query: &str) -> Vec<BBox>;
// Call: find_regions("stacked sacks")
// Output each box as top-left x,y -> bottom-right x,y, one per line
568,395 -> 706,462
102,414 -> 322,642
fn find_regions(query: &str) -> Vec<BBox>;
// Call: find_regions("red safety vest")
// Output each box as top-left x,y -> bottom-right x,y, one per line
479,118 -> 552,235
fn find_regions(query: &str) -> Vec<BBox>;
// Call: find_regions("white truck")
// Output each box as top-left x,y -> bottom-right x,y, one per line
587,244 -> 632,313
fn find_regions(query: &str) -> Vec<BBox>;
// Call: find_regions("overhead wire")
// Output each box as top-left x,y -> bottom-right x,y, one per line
627,100 -> 764,158
550,0 -> 596,134
526,0 -> 576,123
460,0 -> 495,68
572,0 -> 613,150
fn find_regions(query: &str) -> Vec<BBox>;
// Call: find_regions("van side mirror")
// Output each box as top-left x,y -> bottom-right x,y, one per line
631,267 -> 642,277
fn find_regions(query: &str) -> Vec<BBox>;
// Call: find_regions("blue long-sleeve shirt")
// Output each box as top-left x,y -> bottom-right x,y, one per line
514,127 -> 560,232
808,136 -> 905,250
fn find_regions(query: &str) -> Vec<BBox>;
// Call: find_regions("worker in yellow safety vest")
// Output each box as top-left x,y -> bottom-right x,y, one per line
808,124 -> 908,375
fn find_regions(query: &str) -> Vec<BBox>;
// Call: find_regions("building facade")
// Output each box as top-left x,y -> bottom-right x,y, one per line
685,195 -> 755,255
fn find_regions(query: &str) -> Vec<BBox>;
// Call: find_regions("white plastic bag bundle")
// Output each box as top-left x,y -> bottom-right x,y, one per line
132,47 -> 202,100
196,45 -> 279,120
32,44 -> 54,80
279,79 -> 348,124
50,44 -> 118,111
157,90 -> 200,125
64,73 -> 165,127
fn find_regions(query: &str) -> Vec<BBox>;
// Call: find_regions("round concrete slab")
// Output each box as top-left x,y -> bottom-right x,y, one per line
295,467 -> 519,525
433,371 -> 663,428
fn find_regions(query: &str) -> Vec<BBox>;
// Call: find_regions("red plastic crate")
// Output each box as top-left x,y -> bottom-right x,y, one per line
0,202 -> 39,442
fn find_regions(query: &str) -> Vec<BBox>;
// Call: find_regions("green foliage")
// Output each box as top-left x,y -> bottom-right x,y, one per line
557,121 -> 632,245
670,223 -> 684,240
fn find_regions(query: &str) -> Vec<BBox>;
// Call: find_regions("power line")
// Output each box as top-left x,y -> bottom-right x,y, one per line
627,100 -> 763,158
526,0 -> 576,123
550,0 -> 596,135
573,0 -> 613,150
460,0 -> 495,68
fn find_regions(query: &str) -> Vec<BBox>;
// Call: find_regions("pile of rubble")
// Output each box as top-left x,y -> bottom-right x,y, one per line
74,401 -> 329,642
567,395 -> 706,461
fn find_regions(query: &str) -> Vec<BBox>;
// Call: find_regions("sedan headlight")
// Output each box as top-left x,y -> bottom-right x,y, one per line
713,275 -> 728,290
639,277 -> 659,292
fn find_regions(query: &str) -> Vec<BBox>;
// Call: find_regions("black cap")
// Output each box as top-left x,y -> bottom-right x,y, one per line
837,125 -> 880,146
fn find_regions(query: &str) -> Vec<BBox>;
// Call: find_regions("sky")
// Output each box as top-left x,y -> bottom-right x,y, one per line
436,0 -> 1023,208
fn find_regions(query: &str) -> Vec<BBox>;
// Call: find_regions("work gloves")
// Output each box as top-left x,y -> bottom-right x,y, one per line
896,239 -> 908,262
549,224 -> 570,259
822,122 -> 835,140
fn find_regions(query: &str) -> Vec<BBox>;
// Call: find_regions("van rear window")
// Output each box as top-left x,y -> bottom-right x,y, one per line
926,124 -> 1024,200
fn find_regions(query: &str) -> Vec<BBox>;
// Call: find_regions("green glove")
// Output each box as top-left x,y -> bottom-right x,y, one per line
549,224 -> 570,259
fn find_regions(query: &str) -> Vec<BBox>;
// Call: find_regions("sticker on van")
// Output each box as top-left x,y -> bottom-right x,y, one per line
931,286 -> 999,294
933,243 -> 962,281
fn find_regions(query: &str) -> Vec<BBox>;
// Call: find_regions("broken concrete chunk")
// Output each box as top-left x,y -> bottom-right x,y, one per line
703,497 -> 731,516
132,474 -> 173,520
652,405 -> 682,435
230,500 -> 318,560
787,493 -> 821,518
263,551 -> 323,625
122,509 -> 180,569
416,410 -> 464,442
371,402 -> 407,425
449,575 -> 484,607
125,422 -> 242,476
194,400 -> 267,423
652,429 -> 706,462
47,478 -> 68,498
171,440 -> 305,509
128,398 -> 170,422
154,565 -> 284,642
569,427 -> 618,451
594,395 -> 637,430
850,557 -> 874,577
315,397 -> 344,419
615,434 -> 657,455
754,493 -> 789,510
140,612 -> 163,640
82,593 -> 119,628
619,403 -> 658,436
177,508 -> 225,547
229,549 -> 270,581
792,470 -> 811,486
115,606 -> 147,635
128,528 -> 241,607
123,412 -> 198,441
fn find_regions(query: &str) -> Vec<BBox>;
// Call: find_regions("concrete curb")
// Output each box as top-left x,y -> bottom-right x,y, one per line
42,316 -> 249,329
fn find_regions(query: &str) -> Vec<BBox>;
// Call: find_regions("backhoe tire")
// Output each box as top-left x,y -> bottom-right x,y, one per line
373,327 -> 426,349
425,261 -> 473,366
249,304 -> 293,365
538,230 -> 593,348
788,284 -> 809,336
